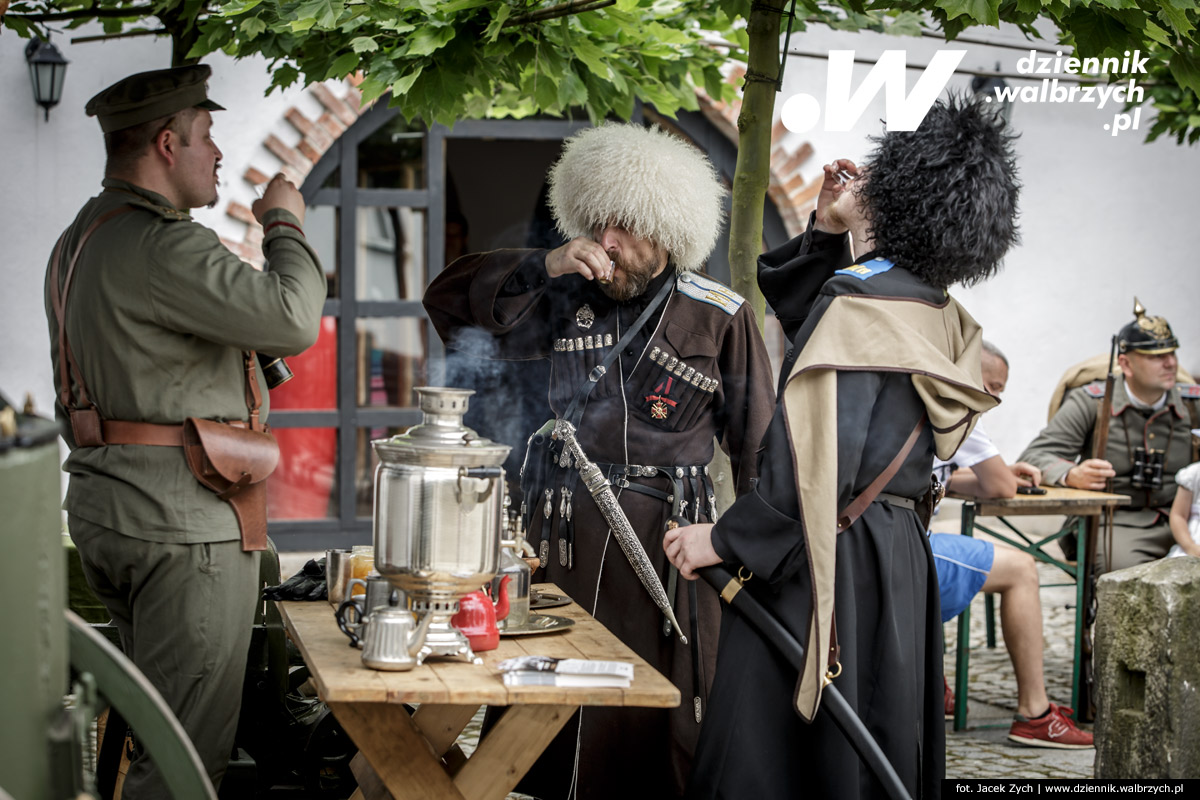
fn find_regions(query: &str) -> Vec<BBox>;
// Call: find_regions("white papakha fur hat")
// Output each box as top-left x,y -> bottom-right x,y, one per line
546,123 -> 726,273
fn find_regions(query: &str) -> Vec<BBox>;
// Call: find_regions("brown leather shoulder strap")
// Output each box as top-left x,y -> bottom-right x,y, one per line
243,352 -> 264,431
50,205 -> 137,412
836,415 -> 928,531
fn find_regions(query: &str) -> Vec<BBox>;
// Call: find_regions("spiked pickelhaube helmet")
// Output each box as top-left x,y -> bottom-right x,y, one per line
1117,298 -> 1179,355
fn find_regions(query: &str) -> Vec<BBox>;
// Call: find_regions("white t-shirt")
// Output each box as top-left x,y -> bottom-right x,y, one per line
932,422 -> 999,486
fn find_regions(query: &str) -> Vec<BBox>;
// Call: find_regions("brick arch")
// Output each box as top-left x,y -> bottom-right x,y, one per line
218,74 -> 818,262
218,78 -> 368,265
695,65 -> 819,238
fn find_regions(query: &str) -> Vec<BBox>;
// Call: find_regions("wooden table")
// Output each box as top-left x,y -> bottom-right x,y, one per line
944,486 -> 1129,730
277,584 -> 679,800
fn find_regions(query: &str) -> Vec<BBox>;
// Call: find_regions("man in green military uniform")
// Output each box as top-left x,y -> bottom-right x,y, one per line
1019,301 -> 1199,572
43,65 -> 326,795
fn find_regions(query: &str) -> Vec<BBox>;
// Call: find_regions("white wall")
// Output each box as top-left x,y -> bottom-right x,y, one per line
774,24 -> 1200,460
2,21 -> 1198,468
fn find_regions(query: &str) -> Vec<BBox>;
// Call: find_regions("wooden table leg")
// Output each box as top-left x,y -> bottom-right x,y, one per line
349,753 -> 394,800
329,701 -> 467,800
412,704 -> 481,757
454,704 -> 575,800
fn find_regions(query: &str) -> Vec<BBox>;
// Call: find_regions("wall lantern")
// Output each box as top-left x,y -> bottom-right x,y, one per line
25,37 -> 69,122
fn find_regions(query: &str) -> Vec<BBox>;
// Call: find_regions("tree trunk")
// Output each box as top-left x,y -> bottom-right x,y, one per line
727,0 -> 785,332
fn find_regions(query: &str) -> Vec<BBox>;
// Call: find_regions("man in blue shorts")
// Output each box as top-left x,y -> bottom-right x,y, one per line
932,341 -> 1093,749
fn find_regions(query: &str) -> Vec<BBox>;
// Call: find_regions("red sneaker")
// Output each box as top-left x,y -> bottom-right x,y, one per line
944,678 -> 954,720
1007,703 -> 1094,749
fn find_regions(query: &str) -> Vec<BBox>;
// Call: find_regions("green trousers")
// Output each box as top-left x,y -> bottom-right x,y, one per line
69,515 -> 260,797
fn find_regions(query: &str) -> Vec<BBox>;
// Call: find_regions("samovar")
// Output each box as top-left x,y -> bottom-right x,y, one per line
372,387 -> 510,665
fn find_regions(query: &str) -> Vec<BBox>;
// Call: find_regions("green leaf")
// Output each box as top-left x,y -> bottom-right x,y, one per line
1065,10 -> 1132,57
219,0 -> 264,15
358,75 -> 390,105
570,37 -> 613,77
325,51 -> 360,79
557,69 -> 589,108
884,11 -> 925,36
407,25 -> 456,56
293,0 -> 343,29
392,65 -> 425,97
272,63 -> 301,89
703,64 -> 725,99
1169,49 -> 1200,96
484,4 -> 511,42
937,0 -> 1000,25
1157,2 -> 1195,37
350,35 -> 378,52
241,17 -> 268,39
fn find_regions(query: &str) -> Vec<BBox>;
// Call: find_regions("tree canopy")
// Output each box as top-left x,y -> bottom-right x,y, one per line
5,0 -> 1199,142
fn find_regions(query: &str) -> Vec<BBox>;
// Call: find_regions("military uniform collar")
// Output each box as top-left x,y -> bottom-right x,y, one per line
1111,376 -> 1185,418
101,178 -> 191,218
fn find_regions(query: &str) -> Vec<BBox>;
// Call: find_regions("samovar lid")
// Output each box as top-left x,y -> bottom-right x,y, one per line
372,387 -> 510,468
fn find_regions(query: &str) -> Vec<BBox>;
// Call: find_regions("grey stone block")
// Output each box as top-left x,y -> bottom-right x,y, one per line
1095,557 -> 1200,778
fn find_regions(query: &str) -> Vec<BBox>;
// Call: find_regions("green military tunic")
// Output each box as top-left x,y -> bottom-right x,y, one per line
44,178 -> 325,795
1019,376 -> 1199,571
45,179 -> 326,542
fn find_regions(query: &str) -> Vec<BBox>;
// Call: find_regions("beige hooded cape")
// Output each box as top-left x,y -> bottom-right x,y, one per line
781,292 -> 998,721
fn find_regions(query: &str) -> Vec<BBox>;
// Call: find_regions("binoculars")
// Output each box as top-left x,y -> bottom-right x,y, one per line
1130,446 -> 1164,490
257,353 -> 294,389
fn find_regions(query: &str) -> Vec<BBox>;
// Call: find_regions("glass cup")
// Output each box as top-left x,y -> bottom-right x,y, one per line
350,545 -> 375,598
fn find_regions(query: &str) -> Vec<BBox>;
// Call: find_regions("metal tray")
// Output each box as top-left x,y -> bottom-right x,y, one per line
499,613 -> 575,637
530,590 -> 571,610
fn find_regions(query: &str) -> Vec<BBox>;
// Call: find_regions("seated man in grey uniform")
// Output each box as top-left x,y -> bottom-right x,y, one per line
1019,301 -> 1199,573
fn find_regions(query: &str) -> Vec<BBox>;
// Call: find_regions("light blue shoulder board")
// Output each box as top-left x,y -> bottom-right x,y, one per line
676,273 -> 745,316
835,257 -> 894,281
1179,384 -> 1200,400
1083,383 -> 1106,398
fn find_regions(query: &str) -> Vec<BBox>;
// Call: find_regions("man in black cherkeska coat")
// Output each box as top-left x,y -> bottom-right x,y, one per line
665,97 -> 1021,799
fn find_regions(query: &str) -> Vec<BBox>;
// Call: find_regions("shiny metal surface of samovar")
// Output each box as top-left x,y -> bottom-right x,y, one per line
372,387 -> 511,666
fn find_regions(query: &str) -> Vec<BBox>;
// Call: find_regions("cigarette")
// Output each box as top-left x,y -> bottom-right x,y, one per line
835,168 -> 854,186
254,183 -> 267,199
599,260 -> 613,285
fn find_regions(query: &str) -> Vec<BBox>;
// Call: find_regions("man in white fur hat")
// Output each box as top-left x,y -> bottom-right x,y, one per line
424,122 -> 775,799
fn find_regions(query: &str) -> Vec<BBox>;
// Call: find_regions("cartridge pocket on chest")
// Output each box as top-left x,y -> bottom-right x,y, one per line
551,332 -> 616,407
633,322 -> 718,431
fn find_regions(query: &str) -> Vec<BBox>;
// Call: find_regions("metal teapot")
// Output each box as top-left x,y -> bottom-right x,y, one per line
451,575 -> 510,652
335,572 -> 399,648
361,600 -> 434,671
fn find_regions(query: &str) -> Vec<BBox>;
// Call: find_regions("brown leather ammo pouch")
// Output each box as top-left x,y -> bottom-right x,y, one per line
182,418 -> 280,552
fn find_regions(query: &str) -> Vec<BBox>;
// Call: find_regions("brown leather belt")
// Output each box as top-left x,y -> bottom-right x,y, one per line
101,419 -> 248,447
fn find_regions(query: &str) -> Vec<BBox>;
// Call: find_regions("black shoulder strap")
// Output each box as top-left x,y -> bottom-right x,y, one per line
562,274 -> 674,426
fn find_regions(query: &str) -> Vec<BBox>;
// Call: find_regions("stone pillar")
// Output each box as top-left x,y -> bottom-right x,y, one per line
1094,557 -> 1200,778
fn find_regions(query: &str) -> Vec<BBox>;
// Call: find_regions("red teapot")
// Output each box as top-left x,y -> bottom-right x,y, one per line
451,575 -> 510,652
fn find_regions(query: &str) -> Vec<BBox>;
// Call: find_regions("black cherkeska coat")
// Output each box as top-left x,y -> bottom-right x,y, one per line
689,221 -> 945,800
424,249 -> 775,800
